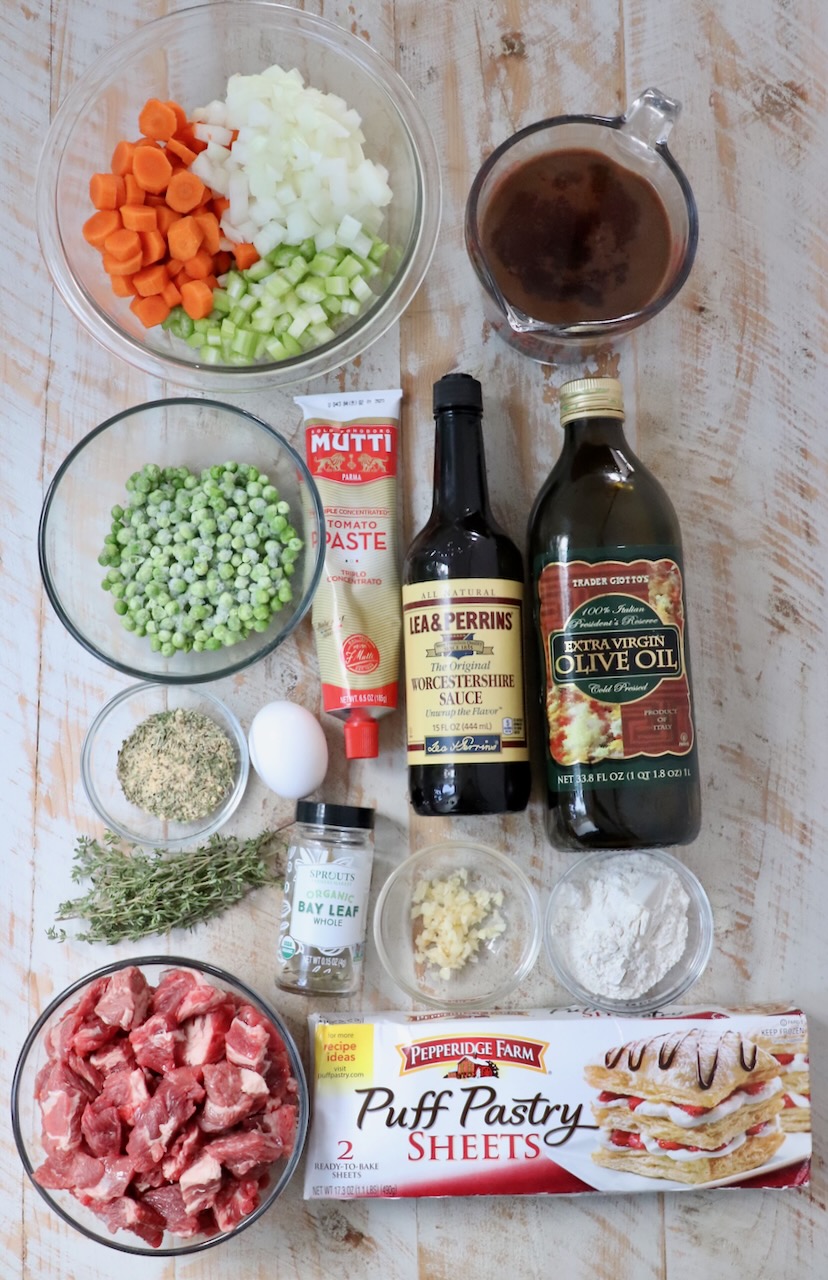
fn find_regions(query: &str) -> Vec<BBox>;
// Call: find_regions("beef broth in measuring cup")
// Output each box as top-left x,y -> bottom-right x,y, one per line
465,89 -> 698,360
479,148 -> 673,325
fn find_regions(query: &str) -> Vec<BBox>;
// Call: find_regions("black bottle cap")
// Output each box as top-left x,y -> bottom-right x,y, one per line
295,800 -> 375,830
433,372 -> 483,415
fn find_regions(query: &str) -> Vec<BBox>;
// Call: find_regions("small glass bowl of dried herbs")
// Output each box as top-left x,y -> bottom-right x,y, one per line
81,683 -> 249,849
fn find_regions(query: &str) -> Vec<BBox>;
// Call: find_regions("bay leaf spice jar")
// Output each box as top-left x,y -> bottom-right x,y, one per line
277,801 -> 376,995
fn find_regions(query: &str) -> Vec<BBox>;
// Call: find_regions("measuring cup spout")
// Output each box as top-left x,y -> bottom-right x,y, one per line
620,87 -> 681,149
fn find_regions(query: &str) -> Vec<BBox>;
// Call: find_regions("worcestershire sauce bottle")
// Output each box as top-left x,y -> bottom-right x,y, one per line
402,373 -> 531,815
528,377 -> 701,849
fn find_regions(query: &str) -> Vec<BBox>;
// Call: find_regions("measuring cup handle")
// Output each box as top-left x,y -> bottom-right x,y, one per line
619,87 -> 682,148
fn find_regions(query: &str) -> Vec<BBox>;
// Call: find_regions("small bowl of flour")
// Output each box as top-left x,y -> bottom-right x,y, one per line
544,849 -> 713,1014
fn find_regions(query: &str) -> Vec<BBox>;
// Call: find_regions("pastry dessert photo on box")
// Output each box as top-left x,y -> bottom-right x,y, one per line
754,1018 -> 811,1134
585,1027 -> 788,1184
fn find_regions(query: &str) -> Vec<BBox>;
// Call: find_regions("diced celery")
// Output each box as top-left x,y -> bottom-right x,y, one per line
280,333 -> 303,357
308,252 -> 339,277
264,273 -> 292,300
265,336 -> 288,360
295,279 -> 327,305
308,321 -> 336,345
212,289 -> 232,314
331,254 -> 363,280
225,271 -> 247,301
245,257 -> 273,282
350,275 -> 373,303
324,275 -> 350,297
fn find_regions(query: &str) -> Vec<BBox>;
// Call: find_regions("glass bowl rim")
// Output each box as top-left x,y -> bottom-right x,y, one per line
80,681 -> 250,849
11,953 -> 310,1257
464,109 -> 699,338
543,847 -> 714,1015
373,839 -> 542,1008
35,0 -> 442,391
37,396 -> 326,684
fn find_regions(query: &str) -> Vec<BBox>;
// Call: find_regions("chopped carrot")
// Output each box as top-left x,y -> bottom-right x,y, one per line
165,170 -> 206,213
168,215 -> 204,261
194,211 -> 221,255
202,275 -> 219,291
83,209 -> 122,247
123,174 -> 146,205
110,274 -> 137,298
180,278 -> 215,321
103,248 -> 143,276
182,247 -> 214,280
138,98 -> 178,142
155,205 -> 181,236
144,193 -> 167,207
110,140 -> 136,176
211,195 -> 230,216
130,294 -> 171,327
162,279 -> 183,307
165,135 -> 197,166
132,262 -> 170,296
103,227 -> 142,261
132,146 -> 173,194
135,137 -> 163,150
121,204 -> 157,233
175,123 -> 207,154
213,250 -> 233,276
139,228 -> 167,266
166,100 -> 188,132
89,173 -> 126,210
233,242 -> 260,271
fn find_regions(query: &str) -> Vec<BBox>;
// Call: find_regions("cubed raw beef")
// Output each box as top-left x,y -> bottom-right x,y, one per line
250,1098 -> 299,1156
80,1155 -> 135,1202
38,1061 -> 97,1154
175,982 -> 230,1022
72,1015 -> 119,1058
205,1129 -> 285,1178
178,1151 -> 223,1215
212,1177 -> 261,1233
89,1039 -> 136,1077
81,1101 -> 122,1158
44,979 -> 109,1061
225,1012 -> 269,1072
35,1148 -> 104,1192
95,966 -> 151,1031
179,1004 -> 234,1068
151,968 -> 200,1018
86,1194 -> 165,1248
97,1067 -> 151,1126
66,1051 -> 103,1095
161,1119 -> 202,1182
199,1064 -> 268,1133
130,1012 -> 182,1075
140,1184 -> 202,1238
127,1076 -> 203,1171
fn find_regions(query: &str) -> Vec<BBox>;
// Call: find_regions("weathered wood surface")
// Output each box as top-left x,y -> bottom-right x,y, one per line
2,0 -> 825,1276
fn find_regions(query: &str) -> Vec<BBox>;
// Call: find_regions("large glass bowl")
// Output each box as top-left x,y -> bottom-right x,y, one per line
38,398 -> 325,683
36,2 -> 441,391
373,841 -> 542,1009
81,683 -> 249,849
11,957 -> 309,1257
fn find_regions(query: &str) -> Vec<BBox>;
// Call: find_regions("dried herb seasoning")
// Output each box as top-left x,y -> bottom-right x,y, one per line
117,707 -> 237,822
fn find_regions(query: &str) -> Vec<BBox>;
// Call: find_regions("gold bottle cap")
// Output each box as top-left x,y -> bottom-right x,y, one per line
559,377 -> 625,426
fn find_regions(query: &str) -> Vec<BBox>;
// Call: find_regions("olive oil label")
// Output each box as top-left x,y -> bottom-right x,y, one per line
536,553 -> 696,790
402,577 -> 529,765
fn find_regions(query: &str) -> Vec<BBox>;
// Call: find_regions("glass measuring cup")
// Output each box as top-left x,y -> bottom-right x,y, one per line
465,88 -> 698,362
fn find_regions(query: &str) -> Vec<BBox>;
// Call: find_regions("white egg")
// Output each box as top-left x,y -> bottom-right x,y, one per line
248,701 -> 329,799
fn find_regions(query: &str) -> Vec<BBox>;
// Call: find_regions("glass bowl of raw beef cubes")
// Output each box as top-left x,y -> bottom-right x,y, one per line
11,957 -> 308,1255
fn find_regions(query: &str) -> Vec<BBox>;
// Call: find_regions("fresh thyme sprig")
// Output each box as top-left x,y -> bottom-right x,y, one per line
47,829 -> 286,945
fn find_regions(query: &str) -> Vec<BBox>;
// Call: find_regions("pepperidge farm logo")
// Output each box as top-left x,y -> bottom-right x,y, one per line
396,1035 -> 548,1076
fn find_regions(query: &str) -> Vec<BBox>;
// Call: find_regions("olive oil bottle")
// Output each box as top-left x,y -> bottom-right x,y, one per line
402,373 -> 531,815
528,377 -> 700,849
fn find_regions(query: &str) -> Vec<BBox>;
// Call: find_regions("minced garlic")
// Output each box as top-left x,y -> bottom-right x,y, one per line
411,868 -> 506,980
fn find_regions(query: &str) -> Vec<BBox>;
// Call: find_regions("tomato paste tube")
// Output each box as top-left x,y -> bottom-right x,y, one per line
295,390 -> 402,759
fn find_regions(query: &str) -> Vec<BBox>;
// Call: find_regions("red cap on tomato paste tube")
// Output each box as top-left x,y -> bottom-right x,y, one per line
344,708 -> 379,759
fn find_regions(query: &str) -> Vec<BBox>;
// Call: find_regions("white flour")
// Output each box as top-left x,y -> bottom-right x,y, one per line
551,854 -> 690,1000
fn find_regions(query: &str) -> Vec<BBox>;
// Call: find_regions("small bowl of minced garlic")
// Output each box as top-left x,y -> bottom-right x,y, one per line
373,841 -> 541,1008
81,682 -> 249,849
